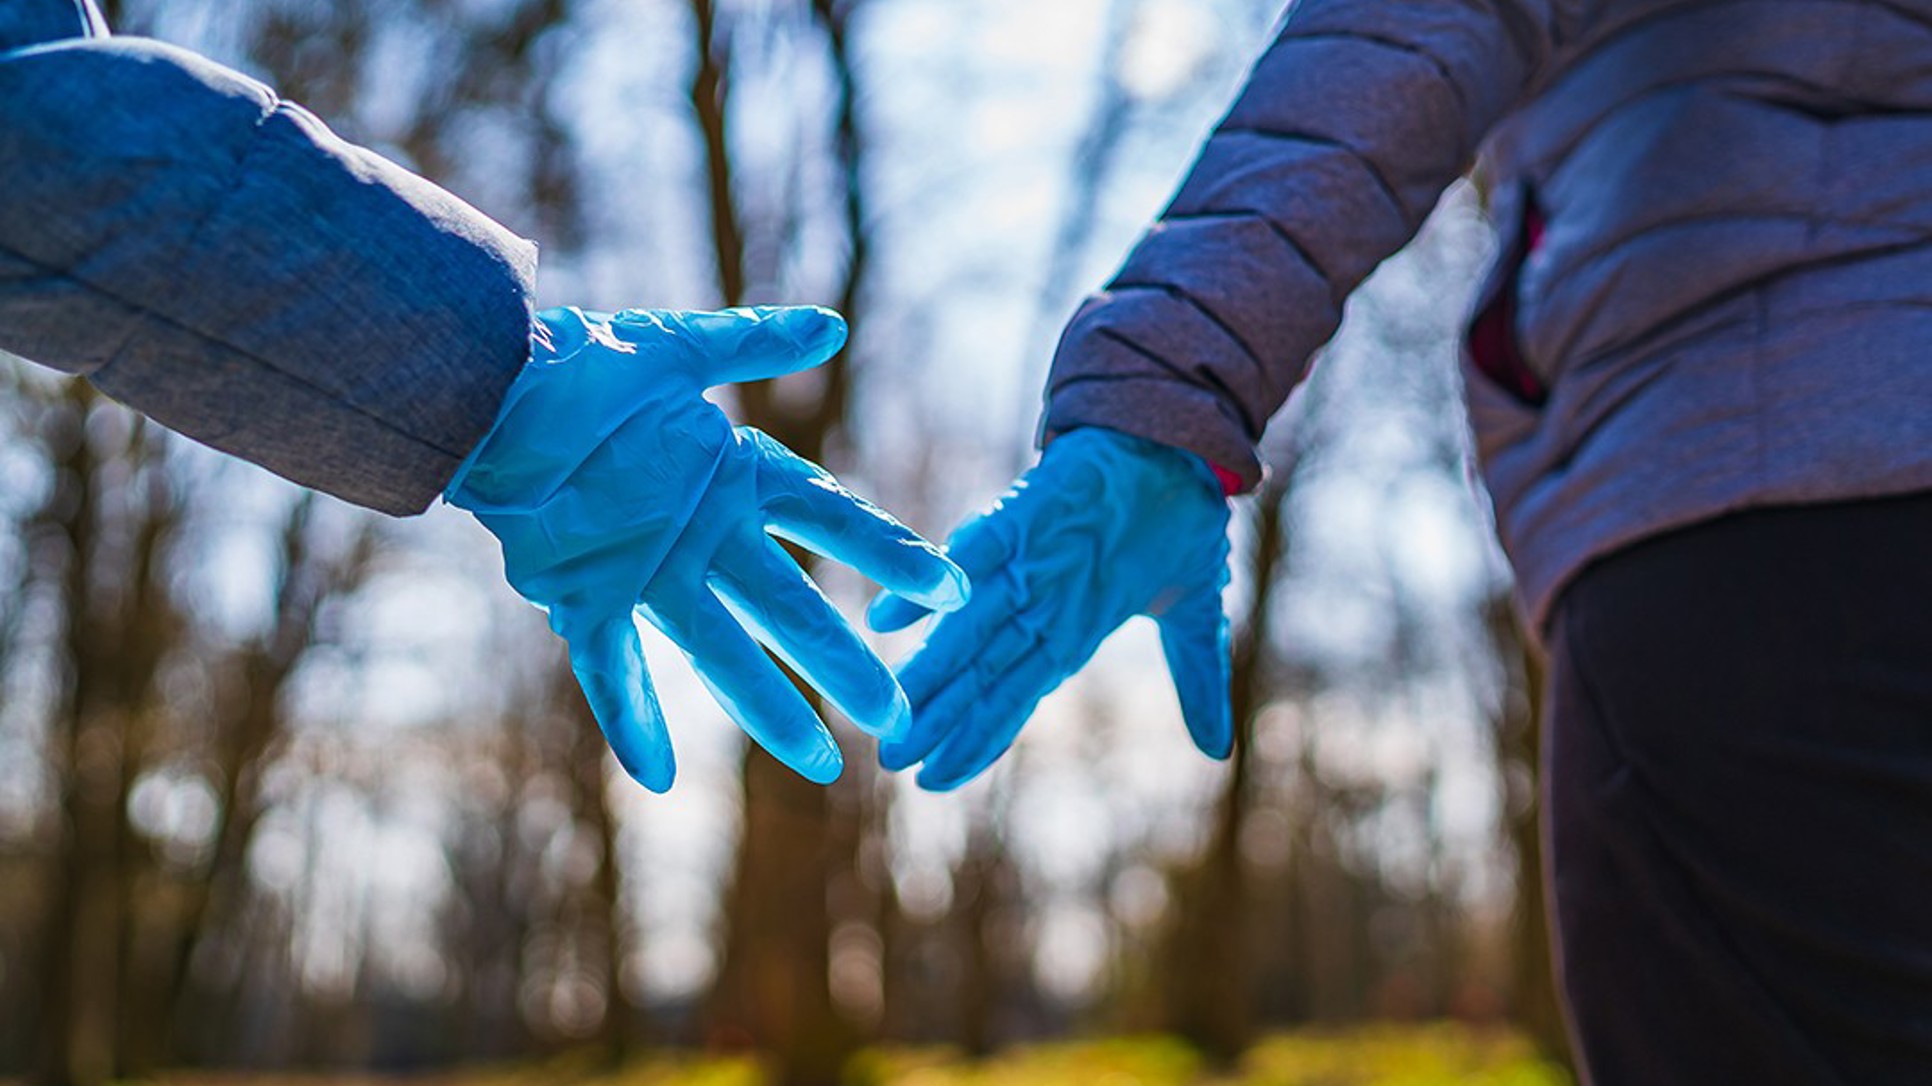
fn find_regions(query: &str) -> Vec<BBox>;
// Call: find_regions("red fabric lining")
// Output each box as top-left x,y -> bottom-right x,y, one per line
1467,201 -> 1549,405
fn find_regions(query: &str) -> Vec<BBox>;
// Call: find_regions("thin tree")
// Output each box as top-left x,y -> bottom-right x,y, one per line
1157,468 -> 1290,1063
689,2 -> 884,1082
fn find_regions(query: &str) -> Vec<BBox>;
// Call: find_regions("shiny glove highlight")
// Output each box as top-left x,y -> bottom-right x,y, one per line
869,426 -> 1233,790
448,306 -> 969,793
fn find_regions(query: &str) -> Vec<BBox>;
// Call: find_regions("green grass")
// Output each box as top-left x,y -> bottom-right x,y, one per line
847,1026 -> 1567,1086
132,1025 -> 1569,1086
1236,1024 -> 1569,1085
846,1034 -> 1205,1086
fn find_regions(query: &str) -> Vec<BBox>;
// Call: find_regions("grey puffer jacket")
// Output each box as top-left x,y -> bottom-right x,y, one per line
1044,0 -> 1932,629
0,1 -> 535,514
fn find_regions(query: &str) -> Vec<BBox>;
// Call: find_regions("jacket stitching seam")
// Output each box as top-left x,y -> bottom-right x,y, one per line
1211,128 -> 1410,223
1103,280 -> 1280,404
1087,328 -> 1262,441
1161,208 -> 1339,290
1279,30 -> 1476,126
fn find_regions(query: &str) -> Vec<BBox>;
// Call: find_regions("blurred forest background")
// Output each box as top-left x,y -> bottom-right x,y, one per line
0,0 -> 1569,1083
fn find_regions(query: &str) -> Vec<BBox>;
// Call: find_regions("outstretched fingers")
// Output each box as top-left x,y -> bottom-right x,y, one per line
877,584 -> 1029,771
894,568 -> 1022,706
866,513 -> 1012,633
556,610 -> 677,793
646,583 -> 844,785
747,430 -> 969,614
913,650 -> 1065,792
608,306 -> 848,387
709,533 -> 911,741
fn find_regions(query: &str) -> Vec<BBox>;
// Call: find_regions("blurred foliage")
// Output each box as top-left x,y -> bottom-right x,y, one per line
1237,1025 -> 1567,1085
846,1035 -> 1201,1086
130,1051 -> 767,1086
117,1026 -> 1567,1086
852,1028 -> 1565,1086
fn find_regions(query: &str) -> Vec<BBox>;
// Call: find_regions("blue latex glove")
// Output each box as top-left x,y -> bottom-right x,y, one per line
869,426 -> 1234,791
447,305 -> 969,793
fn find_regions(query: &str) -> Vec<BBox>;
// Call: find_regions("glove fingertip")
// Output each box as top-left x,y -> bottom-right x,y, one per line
592,700 -> 679,793
878,743 -> 920,773
802,303 -> 848,339
773,305 -> 848,365
1158,593 -> 1235,763
1192,711 -> 1235,761
834,679 -> 914,743
564,614 -> 678,793
614,743 -> 678,794
1181,676 -> 1235,762
791,738 -> 845,785
876,687 -> 915,744
914,760 -> 982,794
905,560 -> 971,614
879,723 -> 937,771
1175,679 -> 1234,763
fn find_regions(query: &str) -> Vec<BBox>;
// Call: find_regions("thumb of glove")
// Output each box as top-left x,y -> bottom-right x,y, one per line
1155,585 -> 1235,760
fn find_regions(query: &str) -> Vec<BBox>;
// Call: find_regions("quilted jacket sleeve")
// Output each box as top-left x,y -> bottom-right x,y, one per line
0,4 -> 536,515
1041,0 -> 1575,489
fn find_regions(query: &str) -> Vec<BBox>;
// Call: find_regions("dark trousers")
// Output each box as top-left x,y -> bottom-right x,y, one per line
1545,492 -> 1932,1084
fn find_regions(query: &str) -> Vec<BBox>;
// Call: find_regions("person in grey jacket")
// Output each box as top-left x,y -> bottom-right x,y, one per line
0,1 -> 970,794
879,0 -> 1932,1081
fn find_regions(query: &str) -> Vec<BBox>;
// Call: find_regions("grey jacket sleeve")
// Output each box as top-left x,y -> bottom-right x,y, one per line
0,0 -> 106,51
1041,0 -> 1570,489
0,13 -> 536,515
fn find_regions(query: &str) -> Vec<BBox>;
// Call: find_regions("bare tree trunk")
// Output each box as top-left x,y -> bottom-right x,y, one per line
694,3 -> 880,1082
148,499 -> 376,1070
32,387 -> 105,1086
951,806 -> 1024,1058
109,429 -> 183,1079
1158,475 -> 1289,1063
560,670 -> 639,1065
449,717 -> 542,1063
30,396 -> 179,1085
688,0 -> 747,311
685,3 -> 845,1079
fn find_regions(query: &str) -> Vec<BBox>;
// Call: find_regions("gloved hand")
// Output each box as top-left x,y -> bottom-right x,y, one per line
869,426 -> 1234,791
447,305 -> 969,793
